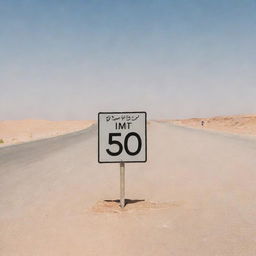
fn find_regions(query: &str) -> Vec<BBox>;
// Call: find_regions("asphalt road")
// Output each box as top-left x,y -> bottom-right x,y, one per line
1,122 -> 256,256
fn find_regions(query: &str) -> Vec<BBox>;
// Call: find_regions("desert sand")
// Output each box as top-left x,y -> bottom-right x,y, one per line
0,120 -> 95,147
169,114 -> 256,136
1,115 -> 255,148
0,121 -> 256,255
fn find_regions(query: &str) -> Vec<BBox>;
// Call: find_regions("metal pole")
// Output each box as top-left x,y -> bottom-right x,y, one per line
120,162 -> 125,208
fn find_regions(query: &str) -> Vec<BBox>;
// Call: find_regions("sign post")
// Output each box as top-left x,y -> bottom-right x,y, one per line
98,111 -> 147,208
120,162 -> 125,208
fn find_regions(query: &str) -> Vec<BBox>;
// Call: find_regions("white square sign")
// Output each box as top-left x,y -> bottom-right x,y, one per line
98,112 -> 147,163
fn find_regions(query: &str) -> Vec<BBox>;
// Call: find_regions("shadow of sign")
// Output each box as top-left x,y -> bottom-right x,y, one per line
104,199 -> 145,206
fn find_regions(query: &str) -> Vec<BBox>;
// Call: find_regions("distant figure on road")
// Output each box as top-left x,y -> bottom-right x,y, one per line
201,120 -> 205,127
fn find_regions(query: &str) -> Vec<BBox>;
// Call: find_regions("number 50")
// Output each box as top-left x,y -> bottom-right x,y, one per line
106,132 -> 142,156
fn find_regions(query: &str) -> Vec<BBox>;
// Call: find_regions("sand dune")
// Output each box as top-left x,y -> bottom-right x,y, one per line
0,120 -> 95,147
169,114 -> 256,136
1,115 -> 255,148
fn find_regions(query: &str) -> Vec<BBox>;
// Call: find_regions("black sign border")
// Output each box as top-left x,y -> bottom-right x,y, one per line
98,111 -> 147,163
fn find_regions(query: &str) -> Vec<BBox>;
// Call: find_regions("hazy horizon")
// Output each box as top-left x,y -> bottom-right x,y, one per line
1,0 -> 256,120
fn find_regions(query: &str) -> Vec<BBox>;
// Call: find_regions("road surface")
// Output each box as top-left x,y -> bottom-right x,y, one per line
1,122 -> 256,256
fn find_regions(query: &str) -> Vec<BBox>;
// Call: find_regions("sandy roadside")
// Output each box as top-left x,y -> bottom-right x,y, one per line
0,120 -> 95,147
165,114 -> 256,136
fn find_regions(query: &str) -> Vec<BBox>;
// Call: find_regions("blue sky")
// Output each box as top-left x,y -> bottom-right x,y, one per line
1,0 -> 256,119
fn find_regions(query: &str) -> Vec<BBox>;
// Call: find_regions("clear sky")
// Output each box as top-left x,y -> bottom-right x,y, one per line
1,0 -> 256,120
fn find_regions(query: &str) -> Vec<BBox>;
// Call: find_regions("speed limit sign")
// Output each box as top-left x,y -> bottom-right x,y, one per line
98,112 -> 147,163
